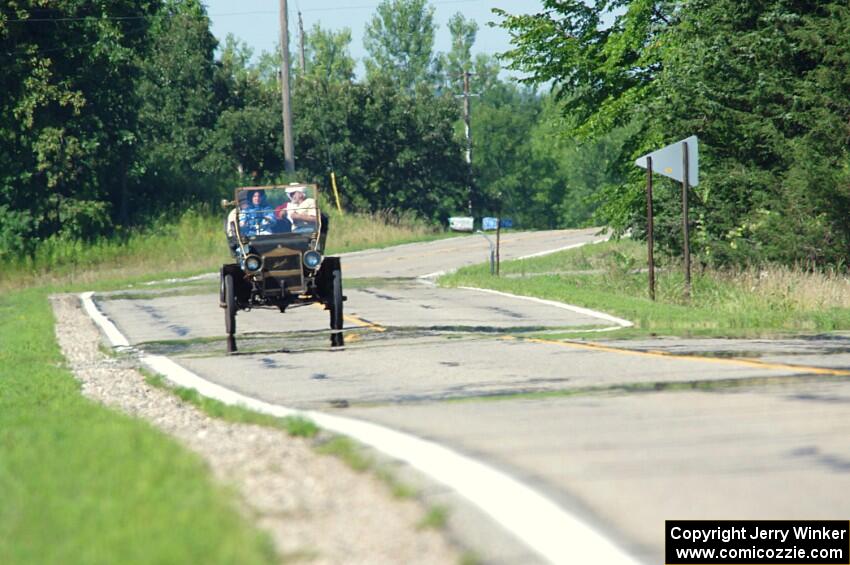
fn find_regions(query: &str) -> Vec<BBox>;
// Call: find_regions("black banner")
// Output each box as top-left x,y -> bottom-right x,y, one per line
666,520 -> 849,564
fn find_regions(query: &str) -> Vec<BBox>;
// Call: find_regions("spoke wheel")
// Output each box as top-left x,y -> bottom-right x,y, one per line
224,273 -> 236,337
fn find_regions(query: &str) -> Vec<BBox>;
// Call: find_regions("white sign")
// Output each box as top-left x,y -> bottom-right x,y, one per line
448,216 -> 474,232
635,135 -> 699,186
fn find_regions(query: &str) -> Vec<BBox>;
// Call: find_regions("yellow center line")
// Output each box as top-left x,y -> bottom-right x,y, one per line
512,336 -> 850,377
309,303 -> 386,332
343,313 -> 386,332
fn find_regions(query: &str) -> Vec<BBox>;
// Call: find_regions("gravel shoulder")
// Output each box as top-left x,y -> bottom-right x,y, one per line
50,293 -> 459,565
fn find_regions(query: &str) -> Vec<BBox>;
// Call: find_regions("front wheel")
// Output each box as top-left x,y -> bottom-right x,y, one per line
224,273 -> 236,336
330,268 -> 344,346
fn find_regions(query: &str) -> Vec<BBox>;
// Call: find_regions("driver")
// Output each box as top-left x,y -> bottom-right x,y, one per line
239,190 -> 276,236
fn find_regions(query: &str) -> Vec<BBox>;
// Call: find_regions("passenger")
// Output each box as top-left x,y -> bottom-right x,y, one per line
225,195 -> 248,240
239,190 -> 276,236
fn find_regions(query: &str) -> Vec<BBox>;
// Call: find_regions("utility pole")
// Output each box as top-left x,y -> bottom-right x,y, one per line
278,0 -> 295,172
297,10 -> 306,75
462,71 -> 473,216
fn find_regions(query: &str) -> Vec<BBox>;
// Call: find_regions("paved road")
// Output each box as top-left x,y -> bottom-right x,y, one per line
94,228 -> 850,564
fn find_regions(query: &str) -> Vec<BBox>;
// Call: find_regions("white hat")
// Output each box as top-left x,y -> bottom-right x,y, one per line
285,186 -> 306,194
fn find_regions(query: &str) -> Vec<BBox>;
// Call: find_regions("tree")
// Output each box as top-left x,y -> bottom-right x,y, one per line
201,35 -> 283,183
293,77 -> 467,219
499,0 -> 850,266
134,0 -> 220,215
0,0 -> 160,255
437,12 -> 477,93
298,24 -> 355,83
364,0 -> 437,90
651,0 -> 850,264
497,0 -> 671,139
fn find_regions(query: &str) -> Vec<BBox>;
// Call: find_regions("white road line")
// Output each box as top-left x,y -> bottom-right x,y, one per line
141,272 -> 217,286
417,269 -> 447,281
80,291 -> 640,565
516,235 -> 610,260
80,291 -> 130,348
457,286 -> 633,328
417,233 -> 609,282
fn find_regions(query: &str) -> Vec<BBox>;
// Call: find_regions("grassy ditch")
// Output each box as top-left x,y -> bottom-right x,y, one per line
441,239 -> 850,337
0,288 -> 276,564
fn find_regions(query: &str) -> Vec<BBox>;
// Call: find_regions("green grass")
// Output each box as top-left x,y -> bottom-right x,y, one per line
417,505 -> 449,530
0,288 -> 276,565
315,436 -> 418,499
316,436 -> 373,472
441,240 -> 850,337
142,372 -> 319,437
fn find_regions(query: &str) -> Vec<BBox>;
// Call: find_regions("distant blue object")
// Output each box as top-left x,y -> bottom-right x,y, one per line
482,217 -> 498,230
500,218 -> 513,229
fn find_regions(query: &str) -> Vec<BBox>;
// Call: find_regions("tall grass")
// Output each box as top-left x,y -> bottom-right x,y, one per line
0,206 -> 445,291
443,240 -> 850,336
324,208 -> 442,251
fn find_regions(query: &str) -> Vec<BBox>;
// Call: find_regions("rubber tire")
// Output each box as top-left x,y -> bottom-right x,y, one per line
219,271 -> 226,307
330,269 -> 344,346
330,269 -> 343,329
225,273 -> 236,336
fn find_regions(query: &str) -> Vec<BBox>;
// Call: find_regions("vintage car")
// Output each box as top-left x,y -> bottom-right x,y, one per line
220,184 -> 344,348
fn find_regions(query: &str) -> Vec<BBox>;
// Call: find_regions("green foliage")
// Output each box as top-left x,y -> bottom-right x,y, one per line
498,0 -> 850,266
293,75 -> 467,220
134,0 -> 222,213
201,35 -> 283,184
652,0 -> 850,265
0,0 -> 161,250
1,0 -> 610,264
364,0 -> 437,90
436,12 -> 478,92
298,24 -> 355,82
0,288 -> 276,564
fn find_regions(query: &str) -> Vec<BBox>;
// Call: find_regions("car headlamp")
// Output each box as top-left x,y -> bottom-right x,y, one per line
303,250 -> 322,269
244,254 -> 263,273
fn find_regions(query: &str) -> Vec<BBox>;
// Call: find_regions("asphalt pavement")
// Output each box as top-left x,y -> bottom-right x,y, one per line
92,228 -> 850,564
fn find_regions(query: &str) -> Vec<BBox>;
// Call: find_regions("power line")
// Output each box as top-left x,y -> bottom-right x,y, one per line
301,0 -> 486,12
3,0 -> 488,22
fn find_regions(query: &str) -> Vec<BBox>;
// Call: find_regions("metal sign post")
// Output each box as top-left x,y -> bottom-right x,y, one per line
495,217 -> 501,276
646,156 -> 656,301
682,142 -> 691,300
636,135 -> 699,303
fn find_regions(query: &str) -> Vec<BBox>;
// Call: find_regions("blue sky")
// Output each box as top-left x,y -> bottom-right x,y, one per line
201,0 -> 544,78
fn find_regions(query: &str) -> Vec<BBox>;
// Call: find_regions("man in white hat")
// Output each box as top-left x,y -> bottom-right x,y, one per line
277,185 -> 317,232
